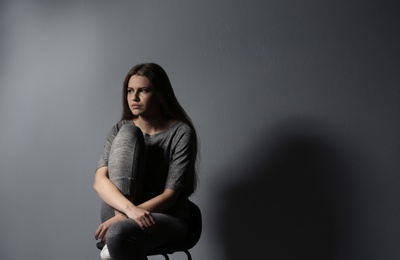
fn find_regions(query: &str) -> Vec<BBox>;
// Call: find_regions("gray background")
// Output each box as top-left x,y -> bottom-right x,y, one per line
1,0 -> 399,259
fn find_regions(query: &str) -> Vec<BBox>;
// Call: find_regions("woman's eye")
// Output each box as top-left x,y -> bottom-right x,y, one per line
127,89 -> 133,93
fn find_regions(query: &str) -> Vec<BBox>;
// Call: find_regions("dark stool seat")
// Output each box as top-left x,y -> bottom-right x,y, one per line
97,201 -> 202,260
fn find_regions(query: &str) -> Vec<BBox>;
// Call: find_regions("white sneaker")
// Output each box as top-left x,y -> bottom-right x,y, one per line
100,244 -> 111,260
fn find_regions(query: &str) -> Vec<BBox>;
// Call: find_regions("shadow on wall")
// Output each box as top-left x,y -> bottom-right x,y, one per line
213,118 -> 356,260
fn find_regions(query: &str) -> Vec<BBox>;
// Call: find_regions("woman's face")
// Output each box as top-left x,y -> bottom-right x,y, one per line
127,75 -> 161,118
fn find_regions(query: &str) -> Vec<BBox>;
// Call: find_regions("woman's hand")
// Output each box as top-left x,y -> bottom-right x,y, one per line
94,212 -> 127,242
125,206 -> 156,233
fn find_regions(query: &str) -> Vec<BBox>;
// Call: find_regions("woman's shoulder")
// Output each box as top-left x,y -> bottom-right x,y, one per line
170,121 -> 193,134
170,121 -> 197,144
152,120 -> 193,140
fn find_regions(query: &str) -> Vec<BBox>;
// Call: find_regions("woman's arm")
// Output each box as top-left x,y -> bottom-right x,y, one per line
93,166 -> 155,230
137,188 -> 180,213
94,210 -> 127,241
93,166 -> 134,213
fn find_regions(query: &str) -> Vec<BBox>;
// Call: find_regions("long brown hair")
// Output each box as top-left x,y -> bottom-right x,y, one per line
121,63 -> 199,190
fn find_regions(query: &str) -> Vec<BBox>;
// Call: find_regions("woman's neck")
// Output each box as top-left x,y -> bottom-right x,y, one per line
133,116 -> 175,135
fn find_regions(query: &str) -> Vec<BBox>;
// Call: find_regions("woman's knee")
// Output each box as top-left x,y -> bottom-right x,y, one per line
118,123 -> 144,141
106,219 -> 143,245
110,124 -> 144,156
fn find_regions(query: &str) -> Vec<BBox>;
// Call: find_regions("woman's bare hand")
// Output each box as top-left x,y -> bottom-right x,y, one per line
94,213 -> 127,242
125,206 -> 156,233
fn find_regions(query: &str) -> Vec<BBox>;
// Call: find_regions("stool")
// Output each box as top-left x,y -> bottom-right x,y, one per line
97,201 -> 202,260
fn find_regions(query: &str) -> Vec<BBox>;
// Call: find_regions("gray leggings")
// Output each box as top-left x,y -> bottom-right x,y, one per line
101,123 -> 187,260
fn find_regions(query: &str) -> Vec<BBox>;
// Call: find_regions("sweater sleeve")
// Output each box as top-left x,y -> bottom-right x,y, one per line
165,125 -> 196,194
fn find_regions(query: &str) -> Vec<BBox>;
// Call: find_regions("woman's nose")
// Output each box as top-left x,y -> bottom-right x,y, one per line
132,92 -> 140,101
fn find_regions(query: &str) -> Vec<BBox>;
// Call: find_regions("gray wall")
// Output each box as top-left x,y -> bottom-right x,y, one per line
1,1 -> 399,259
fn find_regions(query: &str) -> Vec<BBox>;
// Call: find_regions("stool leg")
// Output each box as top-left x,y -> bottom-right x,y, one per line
183,250 -> 192,260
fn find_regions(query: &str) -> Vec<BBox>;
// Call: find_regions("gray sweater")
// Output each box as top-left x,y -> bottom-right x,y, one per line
98,120 -> 196,218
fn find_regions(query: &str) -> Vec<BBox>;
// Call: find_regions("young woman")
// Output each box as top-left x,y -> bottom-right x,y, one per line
93,63 -> 198,260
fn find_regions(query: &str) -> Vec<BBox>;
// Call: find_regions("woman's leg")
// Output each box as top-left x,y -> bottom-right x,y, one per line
106,213 -> 188,260
101,123 -> 145,222
108,123 -> 145,196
